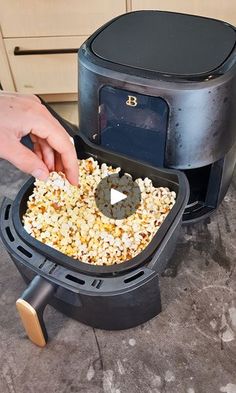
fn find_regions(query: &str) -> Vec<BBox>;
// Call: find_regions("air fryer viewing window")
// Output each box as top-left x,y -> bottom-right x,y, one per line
99,86 -> 169,167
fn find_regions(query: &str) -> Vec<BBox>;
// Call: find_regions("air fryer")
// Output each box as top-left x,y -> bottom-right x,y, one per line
0,104 -> 189,346
1,10 -> 236,347
79,10 -> 236,222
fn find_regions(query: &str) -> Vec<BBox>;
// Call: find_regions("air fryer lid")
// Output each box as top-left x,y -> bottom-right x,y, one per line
91,11 -> 236,76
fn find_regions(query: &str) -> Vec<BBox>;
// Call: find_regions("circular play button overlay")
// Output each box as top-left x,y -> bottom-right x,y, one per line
95,174 -> 141,219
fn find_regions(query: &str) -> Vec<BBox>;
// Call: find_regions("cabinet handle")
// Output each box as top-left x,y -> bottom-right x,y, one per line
14,46 -> 78,56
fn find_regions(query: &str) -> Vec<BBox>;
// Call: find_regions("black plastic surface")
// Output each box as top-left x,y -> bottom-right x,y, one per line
91,11 -> 236,77
13,256 -> 162,330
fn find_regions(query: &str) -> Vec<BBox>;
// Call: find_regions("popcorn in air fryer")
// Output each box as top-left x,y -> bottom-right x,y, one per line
23,157 -> 176,266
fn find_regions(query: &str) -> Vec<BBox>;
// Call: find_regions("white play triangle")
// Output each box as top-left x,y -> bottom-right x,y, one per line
110,188 -> 127,205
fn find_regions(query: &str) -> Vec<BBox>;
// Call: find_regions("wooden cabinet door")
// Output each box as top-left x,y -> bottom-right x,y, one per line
0,0 -> 126,38
132,0 -> 236,25
4,36 -> 86,94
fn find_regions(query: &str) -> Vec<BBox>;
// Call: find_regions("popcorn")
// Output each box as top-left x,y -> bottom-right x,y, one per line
22,158 -> 176,266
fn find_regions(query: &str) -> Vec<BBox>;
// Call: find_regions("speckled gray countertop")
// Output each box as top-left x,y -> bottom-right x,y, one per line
0,157 -> 236,393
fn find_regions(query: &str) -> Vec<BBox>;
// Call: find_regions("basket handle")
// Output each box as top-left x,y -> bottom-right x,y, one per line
16,275 -> 56,347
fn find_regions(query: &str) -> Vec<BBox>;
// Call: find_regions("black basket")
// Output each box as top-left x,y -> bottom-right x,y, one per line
11,131 -> 189,276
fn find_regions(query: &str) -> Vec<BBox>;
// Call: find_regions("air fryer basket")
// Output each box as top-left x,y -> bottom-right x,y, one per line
12,131 -> 188,276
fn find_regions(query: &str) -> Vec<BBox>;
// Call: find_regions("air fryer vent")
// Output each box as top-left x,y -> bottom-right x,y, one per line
124,270 -> 144,283
5,226 -> 14,242
17,245 -> 32,258
49,264 -> 57,275
39,259 -> 47,269
38,260 -> 56,274
66,274 -> 85,286
91,279 -> 103,289
4,204 -> 11,220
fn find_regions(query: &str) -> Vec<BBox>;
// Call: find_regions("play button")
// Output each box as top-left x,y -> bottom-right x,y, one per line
95,173 -> 141,219
110,188 -> 127,205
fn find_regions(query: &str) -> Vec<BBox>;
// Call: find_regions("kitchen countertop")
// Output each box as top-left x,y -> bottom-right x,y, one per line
0,103 -> 236,393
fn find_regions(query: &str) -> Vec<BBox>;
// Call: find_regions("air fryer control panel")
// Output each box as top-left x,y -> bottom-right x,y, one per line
99,86 -> 169,167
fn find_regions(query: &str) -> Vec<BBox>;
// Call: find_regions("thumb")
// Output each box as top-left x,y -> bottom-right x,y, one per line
6,141 -> 50,180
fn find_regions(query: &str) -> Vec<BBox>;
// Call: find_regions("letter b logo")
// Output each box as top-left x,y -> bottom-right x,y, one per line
126,95 -> 138,107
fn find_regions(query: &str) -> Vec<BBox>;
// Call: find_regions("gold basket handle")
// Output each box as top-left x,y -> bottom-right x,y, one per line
16,276 -> 56,347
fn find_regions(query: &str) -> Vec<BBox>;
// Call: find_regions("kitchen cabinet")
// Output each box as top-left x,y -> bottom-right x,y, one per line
132,0 -> 236,25
0,0 -> 126,101
4,36 -> 86,95
0,0 -> 125,37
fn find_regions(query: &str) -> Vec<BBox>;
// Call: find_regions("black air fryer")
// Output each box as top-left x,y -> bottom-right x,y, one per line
0,116 -> 189,347
0,10 -> 236,347
79,10 -> 236,222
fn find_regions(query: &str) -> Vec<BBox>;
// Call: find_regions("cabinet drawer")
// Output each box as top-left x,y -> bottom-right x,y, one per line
0,0 -> 126,38
4,36 -> 86,95
132,0 -> 236,25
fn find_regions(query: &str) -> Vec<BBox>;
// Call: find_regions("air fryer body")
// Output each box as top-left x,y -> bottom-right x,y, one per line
78,11 -> 236,222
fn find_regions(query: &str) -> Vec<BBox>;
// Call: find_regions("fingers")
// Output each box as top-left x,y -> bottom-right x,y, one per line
37,138 -> 55,171
55,151 -> 64,173
58,149 -> 79,186
31,134 -> 74,177
29,108 -> 79,185
5,140 -> 49,180
31,134 -> 72,175
33,140 -> 43,160
32,136 -> 55,171
30,134 -> 43,160
0,94 -> 79,185
31,135 -> 73,177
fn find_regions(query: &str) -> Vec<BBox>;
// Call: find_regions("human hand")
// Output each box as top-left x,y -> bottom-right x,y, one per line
0,92 -> 79,185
